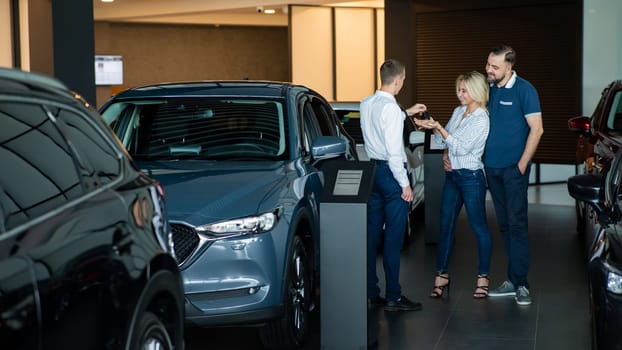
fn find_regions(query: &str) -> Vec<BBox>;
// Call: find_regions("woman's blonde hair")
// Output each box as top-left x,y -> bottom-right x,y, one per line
456,71 -> 489,111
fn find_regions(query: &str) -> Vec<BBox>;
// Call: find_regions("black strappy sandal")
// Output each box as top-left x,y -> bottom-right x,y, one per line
473,274 -> 489,299
430,273 -> 450,299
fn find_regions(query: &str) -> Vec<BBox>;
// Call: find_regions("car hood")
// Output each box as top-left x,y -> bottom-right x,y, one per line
137,160 -> 290,225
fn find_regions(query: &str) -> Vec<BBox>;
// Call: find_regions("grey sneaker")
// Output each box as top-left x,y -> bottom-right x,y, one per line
515,286 -> 532,306
488,280 -> 516,297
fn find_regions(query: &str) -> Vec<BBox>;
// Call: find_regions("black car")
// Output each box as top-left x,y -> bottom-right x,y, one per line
568,149 -> 622,350
569,80 -> 622,250
0,68 -> 184,350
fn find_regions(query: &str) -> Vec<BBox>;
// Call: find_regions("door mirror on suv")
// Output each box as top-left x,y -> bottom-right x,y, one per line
311,136 -> 347,160
567,173 -> 612,224
568,116 -> 592,137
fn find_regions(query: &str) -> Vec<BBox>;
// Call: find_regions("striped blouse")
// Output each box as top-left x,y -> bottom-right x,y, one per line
434,105 -> 489,171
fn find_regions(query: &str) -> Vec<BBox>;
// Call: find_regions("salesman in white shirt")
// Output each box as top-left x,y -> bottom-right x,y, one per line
361,58 -> 426,312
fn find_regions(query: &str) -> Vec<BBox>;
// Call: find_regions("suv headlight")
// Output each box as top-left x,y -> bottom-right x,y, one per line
197,208 -> 281,236
607,271 -> 622,294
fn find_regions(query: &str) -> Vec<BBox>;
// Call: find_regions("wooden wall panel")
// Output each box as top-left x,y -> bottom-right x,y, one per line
290,6 -> 333,100
335,7 -> 375,102
413,3 -> 580,164
0,0 -> 12,67
376,9 -> 384,90
94,22 -> 288,106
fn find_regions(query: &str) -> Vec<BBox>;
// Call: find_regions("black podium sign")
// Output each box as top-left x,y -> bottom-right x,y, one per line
320,160 -> 375,349
321,160 -> 375,203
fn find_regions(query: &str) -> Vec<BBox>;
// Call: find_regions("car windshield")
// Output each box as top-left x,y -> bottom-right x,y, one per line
101,97 -> 288,161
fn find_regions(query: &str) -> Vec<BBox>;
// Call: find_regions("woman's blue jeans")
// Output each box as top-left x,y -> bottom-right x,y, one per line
436,168 -> 492,276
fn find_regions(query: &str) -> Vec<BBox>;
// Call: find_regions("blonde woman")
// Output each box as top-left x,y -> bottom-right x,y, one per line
414,71 -> 492,299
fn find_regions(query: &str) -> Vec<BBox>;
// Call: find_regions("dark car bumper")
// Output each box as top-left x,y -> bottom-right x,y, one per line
589,256 -> 622,350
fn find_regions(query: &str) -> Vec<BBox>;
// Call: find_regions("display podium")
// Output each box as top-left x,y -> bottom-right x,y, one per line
320,160 -> 375,350
423,131 -> 445,244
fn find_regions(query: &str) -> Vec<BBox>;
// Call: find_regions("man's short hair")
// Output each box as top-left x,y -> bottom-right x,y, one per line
491,45 -> 516,66
380,59 -> 405,86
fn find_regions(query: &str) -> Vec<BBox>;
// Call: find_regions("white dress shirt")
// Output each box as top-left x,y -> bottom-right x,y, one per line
360,90 -> 409,187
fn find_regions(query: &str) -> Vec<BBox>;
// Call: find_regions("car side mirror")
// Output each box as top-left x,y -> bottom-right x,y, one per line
567,173 -> 612,224
568,116 -> 592,137
311,136 -> 347,161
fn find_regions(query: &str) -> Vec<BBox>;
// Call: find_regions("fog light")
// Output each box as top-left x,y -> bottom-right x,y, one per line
249,287 -> 260,295
607,271 -> 622,294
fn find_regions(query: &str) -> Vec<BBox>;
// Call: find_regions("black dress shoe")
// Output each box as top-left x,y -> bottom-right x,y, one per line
367,296 -> 386,309
384,296 -> 422,312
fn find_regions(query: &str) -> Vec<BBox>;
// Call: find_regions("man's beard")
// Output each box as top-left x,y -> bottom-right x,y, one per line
487,73 -> 504,85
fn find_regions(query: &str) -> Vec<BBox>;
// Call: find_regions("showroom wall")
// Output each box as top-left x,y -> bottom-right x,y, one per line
583,0 -> 622,115
290,6 -> 384,102
94,22 -> 288,107
0,0 -> 11,67
383,0 -> 582,182
2,1 -> 621,177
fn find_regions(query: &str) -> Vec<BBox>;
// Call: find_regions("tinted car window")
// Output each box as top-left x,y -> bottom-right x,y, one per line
54,107 -> 120,187
592,85 -> 610,131
0,102 -> 82,230
310,98 -> 335,136
605,90 -> 622,131
301,100 -> 322,152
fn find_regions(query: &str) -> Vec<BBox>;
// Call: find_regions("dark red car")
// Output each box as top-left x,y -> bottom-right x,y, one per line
569,79 -> 622,240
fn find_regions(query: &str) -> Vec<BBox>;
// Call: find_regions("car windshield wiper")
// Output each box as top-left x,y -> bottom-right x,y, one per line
210,155 -> 277,161
133,154 -> 213,161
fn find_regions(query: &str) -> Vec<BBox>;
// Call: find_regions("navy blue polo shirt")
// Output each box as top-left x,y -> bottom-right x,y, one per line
484,72 -> 541,168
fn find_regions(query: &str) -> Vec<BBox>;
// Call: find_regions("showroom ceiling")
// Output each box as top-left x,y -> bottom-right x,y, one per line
93,0 -> 383,26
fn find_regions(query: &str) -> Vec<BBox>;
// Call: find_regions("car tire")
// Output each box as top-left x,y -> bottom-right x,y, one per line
129,311 -> 173,350
259,235 -> 311,350
125,270 -> 184,350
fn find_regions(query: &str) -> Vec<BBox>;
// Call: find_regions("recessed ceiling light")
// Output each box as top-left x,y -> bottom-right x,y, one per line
101,0 -> 114,3
264,9 -> 276,14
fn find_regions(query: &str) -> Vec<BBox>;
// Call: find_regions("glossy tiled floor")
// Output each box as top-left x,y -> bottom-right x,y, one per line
185,184 -> 591,350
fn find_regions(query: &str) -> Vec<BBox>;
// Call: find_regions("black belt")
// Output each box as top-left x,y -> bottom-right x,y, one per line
371,159 -> 407,168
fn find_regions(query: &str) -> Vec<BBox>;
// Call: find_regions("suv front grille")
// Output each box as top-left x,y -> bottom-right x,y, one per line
170,223 -> 200,265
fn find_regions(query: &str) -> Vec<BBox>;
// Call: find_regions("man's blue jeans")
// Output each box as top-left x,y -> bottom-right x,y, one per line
436,168 -> 492,276
485,164 -> 531,288
367,162 -> 408,302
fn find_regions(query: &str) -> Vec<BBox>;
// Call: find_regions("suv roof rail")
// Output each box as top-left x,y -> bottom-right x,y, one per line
0,67 -> 68,91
